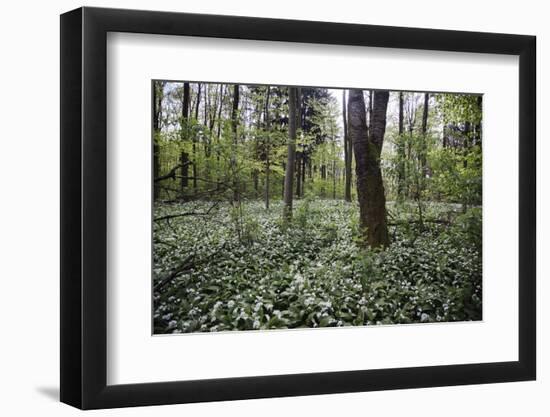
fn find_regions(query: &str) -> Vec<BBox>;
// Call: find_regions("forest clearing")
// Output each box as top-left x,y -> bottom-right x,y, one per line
152,82 -> 482,334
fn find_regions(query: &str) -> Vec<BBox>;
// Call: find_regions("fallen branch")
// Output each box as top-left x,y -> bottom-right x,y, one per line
154,161 -> 191,183
153,253 -> 195,292
154,201 -> 220,222
388,219 -> 451,226
153,240 -> 229,292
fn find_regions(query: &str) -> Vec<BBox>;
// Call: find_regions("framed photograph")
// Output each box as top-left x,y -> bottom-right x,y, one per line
60,6 -> 536,409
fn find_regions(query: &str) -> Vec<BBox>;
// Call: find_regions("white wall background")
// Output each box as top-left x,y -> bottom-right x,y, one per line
0,0 -> 545,415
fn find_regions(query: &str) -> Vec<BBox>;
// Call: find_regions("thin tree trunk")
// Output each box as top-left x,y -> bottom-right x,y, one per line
283,87 -> 299,221
153,81 -> 164,200
192,84 -> 201,194
301,155 -> 306,197
264,86 -> 271,210
182,83 -> 190,124
179,82 -> 190,195
475,95 -> 482,145
231,84 -> 240,203
332,152 -> 336,199
281,162 -> 286,200
368,90 -> 373,132
420,92 -> 429,175
295,92 -> 303,198
296,152 -> 302,197
349,89 -> 390,248
397,92 -> 406,198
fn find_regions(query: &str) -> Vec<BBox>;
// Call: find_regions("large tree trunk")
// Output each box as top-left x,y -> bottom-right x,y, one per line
349,89 -> 390,248
283,87 -> 299,221
343,90 -> 352,202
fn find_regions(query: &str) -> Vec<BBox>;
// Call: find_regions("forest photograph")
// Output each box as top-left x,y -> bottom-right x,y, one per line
152,81 -> 482,334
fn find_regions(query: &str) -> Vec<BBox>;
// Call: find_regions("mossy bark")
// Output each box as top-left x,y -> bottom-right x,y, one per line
348,89 -> 390,248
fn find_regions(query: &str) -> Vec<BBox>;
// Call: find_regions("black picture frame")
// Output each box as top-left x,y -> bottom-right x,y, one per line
60,6 -> 536,410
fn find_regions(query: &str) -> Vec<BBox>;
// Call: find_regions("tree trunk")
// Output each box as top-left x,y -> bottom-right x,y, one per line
301,155 -> 306,197
475,95 -> 482,145
295,91 -> 303,198
192,84 -> 201,194
296,152 -> 302,197
231,84 -> 240,203
368,90 -> 373,132
332,156 -> 336,199
420,92 -> 429,175
153,81 -> 163,200
264,86 -> 271,210
180,152 -> 189,192
180,82 -> 190,194
397,92 -> 406,198
182,83 -> 190,121
343,90 -> 352,202
349,89 -> 390,248
203,84 -> 211,158
283,87 -> 299,221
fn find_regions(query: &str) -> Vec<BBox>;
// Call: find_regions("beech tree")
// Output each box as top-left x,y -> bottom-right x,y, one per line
349,89 -> 390,248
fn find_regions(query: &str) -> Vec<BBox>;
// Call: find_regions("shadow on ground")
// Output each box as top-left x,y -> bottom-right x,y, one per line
36,386 -> 59,401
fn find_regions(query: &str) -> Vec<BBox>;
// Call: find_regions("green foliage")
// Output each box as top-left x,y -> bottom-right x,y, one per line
435,93 -> 482,127
429,146 -> 482,207
153,200 -> 482,333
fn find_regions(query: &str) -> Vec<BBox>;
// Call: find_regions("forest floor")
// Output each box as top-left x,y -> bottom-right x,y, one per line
153,199 -> 482,334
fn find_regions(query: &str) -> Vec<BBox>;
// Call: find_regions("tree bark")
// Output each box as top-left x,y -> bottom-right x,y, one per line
283,87 -> 299,221
349,89 -> 390,248
180,82 -> 190,194
182,83 -> 190,122
343,90 -> 352,202
295,92 -> 303,198
420,92 -> 429,175
301,155 -> 306,197
296,152 -> 302,197
231,84 -> 240,203
397,92 -> 406,198
474,95 -> 482,146
153,81 -> 164,200
264,86 -> 271,210
192,84 -> 201,194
